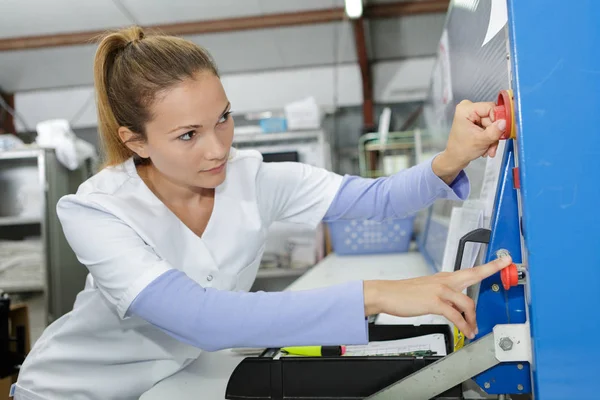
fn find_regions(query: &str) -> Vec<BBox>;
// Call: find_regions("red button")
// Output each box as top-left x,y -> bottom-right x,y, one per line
501,263 -> 519,290
494,90 -> 513,140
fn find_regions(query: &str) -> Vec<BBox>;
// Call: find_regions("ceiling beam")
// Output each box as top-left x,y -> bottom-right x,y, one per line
352,17 -> 375,133
0,0 -> 449,52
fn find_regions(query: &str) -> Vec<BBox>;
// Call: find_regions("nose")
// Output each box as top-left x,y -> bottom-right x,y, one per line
203,130 -> 228,161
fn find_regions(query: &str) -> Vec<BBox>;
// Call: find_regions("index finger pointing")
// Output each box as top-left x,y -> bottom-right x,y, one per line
459,256 -> 513,288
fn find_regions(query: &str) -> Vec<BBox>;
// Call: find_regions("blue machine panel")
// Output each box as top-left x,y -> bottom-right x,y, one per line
420,0 -> 600,397
472,140 -> 530,394
508,0 -> 600,398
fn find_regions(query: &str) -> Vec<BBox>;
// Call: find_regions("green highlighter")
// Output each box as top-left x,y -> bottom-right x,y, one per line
281,345 -> 346,356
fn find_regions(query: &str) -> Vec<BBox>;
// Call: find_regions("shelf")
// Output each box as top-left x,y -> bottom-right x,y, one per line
233,130 -> 321,144
364,140 -> 434,152
0,283 -> 45,293
364,142 -> 416,151
0,216 -> 41,226
256,267 -> 311,279
0,149 -> 43,161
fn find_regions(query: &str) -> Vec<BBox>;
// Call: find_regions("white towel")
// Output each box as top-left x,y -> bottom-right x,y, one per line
35,119 -> 97,170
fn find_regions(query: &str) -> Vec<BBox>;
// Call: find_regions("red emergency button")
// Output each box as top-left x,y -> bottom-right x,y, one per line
501,263 -> 519,290
493,90 -> 516,140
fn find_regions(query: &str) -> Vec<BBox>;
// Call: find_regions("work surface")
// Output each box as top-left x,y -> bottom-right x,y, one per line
141,251 -> 433,400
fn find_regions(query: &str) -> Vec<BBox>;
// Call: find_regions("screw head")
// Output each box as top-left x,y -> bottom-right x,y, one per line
499,337 -> 514,351
484,382 -> 491,389
518,364 -> 524,370
492,284 -> 500,292
496,249 -> 510,258
518,384 -> 524,391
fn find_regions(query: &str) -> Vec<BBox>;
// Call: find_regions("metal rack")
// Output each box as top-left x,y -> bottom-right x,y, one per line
358,130 -> 430,178
0,147 -> 93,323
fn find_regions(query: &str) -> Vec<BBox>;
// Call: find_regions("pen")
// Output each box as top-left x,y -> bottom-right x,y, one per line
396,350 -> 436,357
281,345 -> 346,356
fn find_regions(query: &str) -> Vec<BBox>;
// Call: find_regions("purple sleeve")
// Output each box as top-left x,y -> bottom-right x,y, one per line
127,270 -> 369,351
324,157 -> 470,222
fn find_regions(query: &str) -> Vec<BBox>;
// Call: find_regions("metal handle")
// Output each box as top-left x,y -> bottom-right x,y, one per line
453,228 -> 491,272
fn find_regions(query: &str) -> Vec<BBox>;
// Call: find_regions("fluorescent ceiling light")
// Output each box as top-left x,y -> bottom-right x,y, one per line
345,0 -> 363,19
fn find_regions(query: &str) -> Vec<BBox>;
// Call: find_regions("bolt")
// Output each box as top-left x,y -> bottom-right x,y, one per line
518,384 -> 524,391
492,284 -> 500,292
484,382 -> 491,389
518,364 -> 524,370
499,337 -> 513,351
496,249 -> 510,258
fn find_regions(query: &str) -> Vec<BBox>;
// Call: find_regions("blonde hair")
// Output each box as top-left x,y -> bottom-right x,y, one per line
93,26 -> 219,167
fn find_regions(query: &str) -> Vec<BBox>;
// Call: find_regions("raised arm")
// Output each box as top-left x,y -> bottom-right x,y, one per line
323,155 -> 469,222
325,100 -> 506,222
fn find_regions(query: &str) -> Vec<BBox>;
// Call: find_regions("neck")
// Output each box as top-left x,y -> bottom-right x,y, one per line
137,162 -> 213,205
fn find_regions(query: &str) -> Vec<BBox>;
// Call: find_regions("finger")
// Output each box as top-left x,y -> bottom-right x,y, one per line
480,116 -> 494,128
467,102 -> 496,119
440,288 -> 477,335
438,302 -> 474,339
459,256 -> 513,288
479,119 -> 506,147
487,142 -> 499,158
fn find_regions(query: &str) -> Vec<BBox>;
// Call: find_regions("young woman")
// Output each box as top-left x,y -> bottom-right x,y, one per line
12,26 -> 510,400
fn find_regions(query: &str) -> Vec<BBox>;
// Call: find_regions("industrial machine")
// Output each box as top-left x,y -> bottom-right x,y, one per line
374,0 -> 600,398
226,0 -> 600,398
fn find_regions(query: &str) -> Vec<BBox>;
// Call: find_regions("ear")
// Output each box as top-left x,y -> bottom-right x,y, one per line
118,127 -> 150,159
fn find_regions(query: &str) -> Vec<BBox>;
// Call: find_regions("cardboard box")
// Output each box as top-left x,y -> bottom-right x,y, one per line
1,303 -> 30,399
8,304 -> 30,354
0,374 -> 16,400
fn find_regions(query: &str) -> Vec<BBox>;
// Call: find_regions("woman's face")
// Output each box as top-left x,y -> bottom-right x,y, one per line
128,71 -> 234,190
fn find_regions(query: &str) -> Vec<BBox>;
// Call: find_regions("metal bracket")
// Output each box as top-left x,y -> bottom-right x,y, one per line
367,323 -> 531,400
493,323 -> 531,364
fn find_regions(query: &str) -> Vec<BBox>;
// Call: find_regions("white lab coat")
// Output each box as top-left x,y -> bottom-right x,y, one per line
12,148 -> 342,400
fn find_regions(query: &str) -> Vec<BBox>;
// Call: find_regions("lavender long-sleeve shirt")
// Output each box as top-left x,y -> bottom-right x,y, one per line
128,158 -> 469,351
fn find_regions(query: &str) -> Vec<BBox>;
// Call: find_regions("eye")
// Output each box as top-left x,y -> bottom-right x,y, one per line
178,131 -> 196,141
218,111 -> 232,125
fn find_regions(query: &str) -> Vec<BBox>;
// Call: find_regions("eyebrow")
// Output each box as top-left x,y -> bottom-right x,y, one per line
167,102 -> 231,134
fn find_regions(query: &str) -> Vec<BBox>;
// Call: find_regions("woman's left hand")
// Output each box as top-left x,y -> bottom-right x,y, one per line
432,100 -> 506,184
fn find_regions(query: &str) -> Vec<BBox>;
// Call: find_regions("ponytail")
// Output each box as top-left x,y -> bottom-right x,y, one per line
92,26 -> 218,168
93,26 -> 143,167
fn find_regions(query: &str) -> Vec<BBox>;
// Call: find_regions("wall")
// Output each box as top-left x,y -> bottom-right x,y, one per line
13,58 -> 434,132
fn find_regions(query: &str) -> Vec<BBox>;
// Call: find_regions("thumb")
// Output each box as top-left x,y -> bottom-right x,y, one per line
484,119 -> 506,142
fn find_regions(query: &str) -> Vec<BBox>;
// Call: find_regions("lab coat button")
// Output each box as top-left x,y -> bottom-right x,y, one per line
206,274 -> 213,282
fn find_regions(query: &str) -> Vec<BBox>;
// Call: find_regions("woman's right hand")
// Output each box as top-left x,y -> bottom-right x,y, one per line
363,256 -> 512,339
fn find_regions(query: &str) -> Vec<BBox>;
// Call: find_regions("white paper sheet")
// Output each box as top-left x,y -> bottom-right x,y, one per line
479,141 -> 506,219
441,205 -> 485,274
482,0 -> 508,47
344,334 -> 447,357
374,313 -> 449,326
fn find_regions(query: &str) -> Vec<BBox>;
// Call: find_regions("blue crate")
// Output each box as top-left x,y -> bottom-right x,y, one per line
259,117 -> 287,133
327,216 -> 415,256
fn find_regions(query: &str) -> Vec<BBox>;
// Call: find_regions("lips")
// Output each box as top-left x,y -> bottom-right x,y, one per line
204,162 -> 226,173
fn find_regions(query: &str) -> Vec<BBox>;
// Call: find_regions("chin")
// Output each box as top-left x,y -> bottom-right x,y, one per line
198,170 -> 226,189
